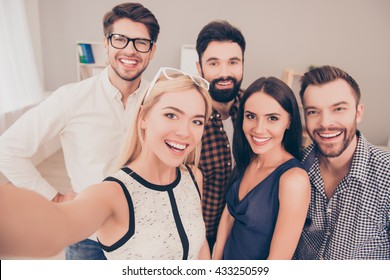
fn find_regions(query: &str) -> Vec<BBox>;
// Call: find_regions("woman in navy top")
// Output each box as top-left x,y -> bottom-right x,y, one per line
213,77 -> 311,260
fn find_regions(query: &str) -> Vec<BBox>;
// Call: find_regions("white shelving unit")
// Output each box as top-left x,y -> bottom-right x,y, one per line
76,41 -> 107,81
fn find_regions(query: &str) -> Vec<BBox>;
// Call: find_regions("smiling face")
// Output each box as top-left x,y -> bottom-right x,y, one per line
303,79 -> 364,158
140,89 -> 206,167
105,18 -> 156,85
243,91 -> 291,156
197,41 -> 243,103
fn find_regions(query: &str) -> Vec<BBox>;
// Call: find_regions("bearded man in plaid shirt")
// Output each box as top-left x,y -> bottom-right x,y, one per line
195,20 -> 246,253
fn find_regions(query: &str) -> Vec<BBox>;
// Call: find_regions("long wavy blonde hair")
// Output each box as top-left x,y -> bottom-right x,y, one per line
117,74 -> 212,169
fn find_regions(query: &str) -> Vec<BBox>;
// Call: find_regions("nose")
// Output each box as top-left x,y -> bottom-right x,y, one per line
174,121 -> 190,137
218,63 -> 231,78
254,119 -> 266,134
124,40 -> 137,53
319,111 -> 334,128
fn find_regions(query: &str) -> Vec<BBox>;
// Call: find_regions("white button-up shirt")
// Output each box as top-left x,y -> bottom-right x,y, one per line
0,68 -> 148,200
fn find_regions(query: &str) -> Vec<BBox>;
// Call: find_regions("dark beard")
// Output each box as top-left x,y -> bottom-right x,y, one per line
209,77 -> 241,103
314,124 -> 357,158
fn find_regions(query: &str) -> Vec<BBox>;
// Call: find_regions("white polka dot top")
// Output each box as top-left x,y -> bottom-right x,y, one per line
99,165 -> 206,260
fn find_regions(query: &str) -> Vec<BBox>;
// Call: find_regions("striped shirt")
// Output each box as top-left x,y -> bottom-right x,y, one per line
294,130 -> 390,259
199,92 -> 242,239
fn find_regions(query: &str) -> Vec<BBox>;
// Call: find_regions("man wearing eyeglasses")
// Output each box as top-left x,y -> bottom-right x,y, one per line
195,20 -> 246,254
0,2 -> 159,260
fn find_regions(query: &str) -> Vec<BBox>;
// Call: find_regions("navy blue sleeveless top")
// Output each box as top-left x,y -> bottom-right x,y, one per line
223,158 -> 304,260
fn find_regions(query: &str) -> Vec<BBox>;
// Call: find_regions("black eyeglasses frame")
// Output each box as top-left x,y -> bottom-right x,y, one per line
107,33 -> 154,53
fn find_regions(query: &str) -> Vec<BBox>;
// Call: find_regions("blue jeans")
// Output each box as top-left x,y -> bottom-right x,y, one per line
65,239 -> 107,260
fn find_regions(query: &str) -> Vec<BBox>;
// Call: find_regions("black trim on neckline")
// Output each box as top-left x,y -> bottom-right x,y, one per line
184,165 -> 201,199
121,167 -> 181,191
167,189 -> 189,260
98,177 -> 135,252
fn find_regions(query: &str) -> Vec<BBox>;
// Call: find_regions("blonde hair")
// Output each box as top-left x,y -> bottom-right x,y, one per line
117,74 -> 212,169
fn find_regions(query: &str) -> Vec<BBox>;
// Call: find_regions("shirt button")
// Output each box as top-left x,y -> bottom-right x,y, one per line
227,162 -> 231,166
216,114 -> 220,118
227,144 -> 230,148
219,127 -> 223,131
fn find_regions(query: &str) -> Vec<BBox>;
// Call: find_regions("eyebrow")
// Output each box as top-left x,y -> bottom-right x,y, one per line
163,106 -> 206,119
304,101 -> 350,110
245,110 -> 281,116
205,56 -> 242,63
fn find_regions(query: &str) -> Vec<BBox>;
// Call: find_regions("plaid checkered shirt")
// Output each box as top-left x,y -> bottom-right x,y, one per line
294,130 -> 390,259
199,92 -> 242,239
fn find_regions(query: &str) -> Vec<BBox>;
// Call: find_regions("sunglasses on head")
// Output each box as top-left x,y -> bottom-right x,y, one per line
143,67 -> 210,103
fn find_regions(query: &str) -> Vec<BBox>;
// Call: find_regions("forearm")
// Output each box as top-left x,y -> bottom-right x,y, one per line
0,154 -> 58,199
212,206 -> 234,260
198,240 -> 211,260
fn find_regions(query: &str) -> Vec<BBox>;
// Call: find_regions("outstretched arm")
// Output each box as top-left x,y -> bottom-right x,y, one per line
0,182 -> 116,258
267,168 -> 311,260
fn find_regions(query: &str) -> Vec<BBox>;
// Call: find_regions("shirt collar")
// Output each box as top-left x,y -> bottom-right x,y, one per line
348,130 -> 370,182
100,67 -> 149,102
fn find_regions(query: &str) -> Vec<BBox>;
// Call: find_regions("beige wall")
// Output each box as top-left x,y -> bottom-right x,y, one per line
30,0 -> 390,146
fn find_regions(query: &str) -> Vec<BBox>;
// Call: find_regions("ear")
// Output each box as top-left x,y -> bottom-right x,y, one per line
139,106 -> 148,129
104,37 -> 109,55
149,44 -> 157,60
356,103 -> 364,124
196,61 -> 202,76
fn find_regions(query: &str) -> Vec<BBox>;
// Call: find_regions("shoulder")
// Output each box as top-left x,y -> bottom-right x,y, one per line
279,166 -> 311,193
183,164 -> 203,197
354,135 -> 390,187
365,144 -> 390,190
184,165 -> 203,185
368,144 -> 390,166
81,180 -> 124,198
53,74 -> 102,101
278,167 -> 311,207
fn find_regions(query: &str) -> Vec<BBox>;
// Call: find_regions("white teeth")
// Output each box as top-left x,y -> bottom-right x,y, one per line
252,136 -> 271,143
218,81 -> 231,86
165,141 -> 186,151
319,131 -> 342,138
120,59 -> 136,65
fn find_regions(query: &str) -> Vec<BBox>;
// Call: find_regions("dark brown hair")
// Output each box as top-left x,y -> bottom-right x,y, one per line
103,2 -> 160,42
299,65 -> 361,105
232,77 -> 303,182
196,20 -> 245,65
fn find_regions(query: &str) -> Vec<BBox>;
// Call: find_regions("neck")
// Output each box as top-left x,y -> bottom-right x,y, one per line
252,145 -> 291,169
128,150 -> 177,185
108,68 -> 141,106
212,99 -> 235,120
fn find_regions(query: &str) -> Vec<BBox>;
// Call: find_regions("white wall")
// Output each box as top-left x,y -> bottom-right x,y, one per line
32,0 -> 390,146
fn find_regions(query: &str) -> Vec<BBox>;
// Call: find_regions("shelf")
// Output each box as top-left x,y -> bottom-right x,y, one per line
76,41 -> 107,81
79,63 -> 107,68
